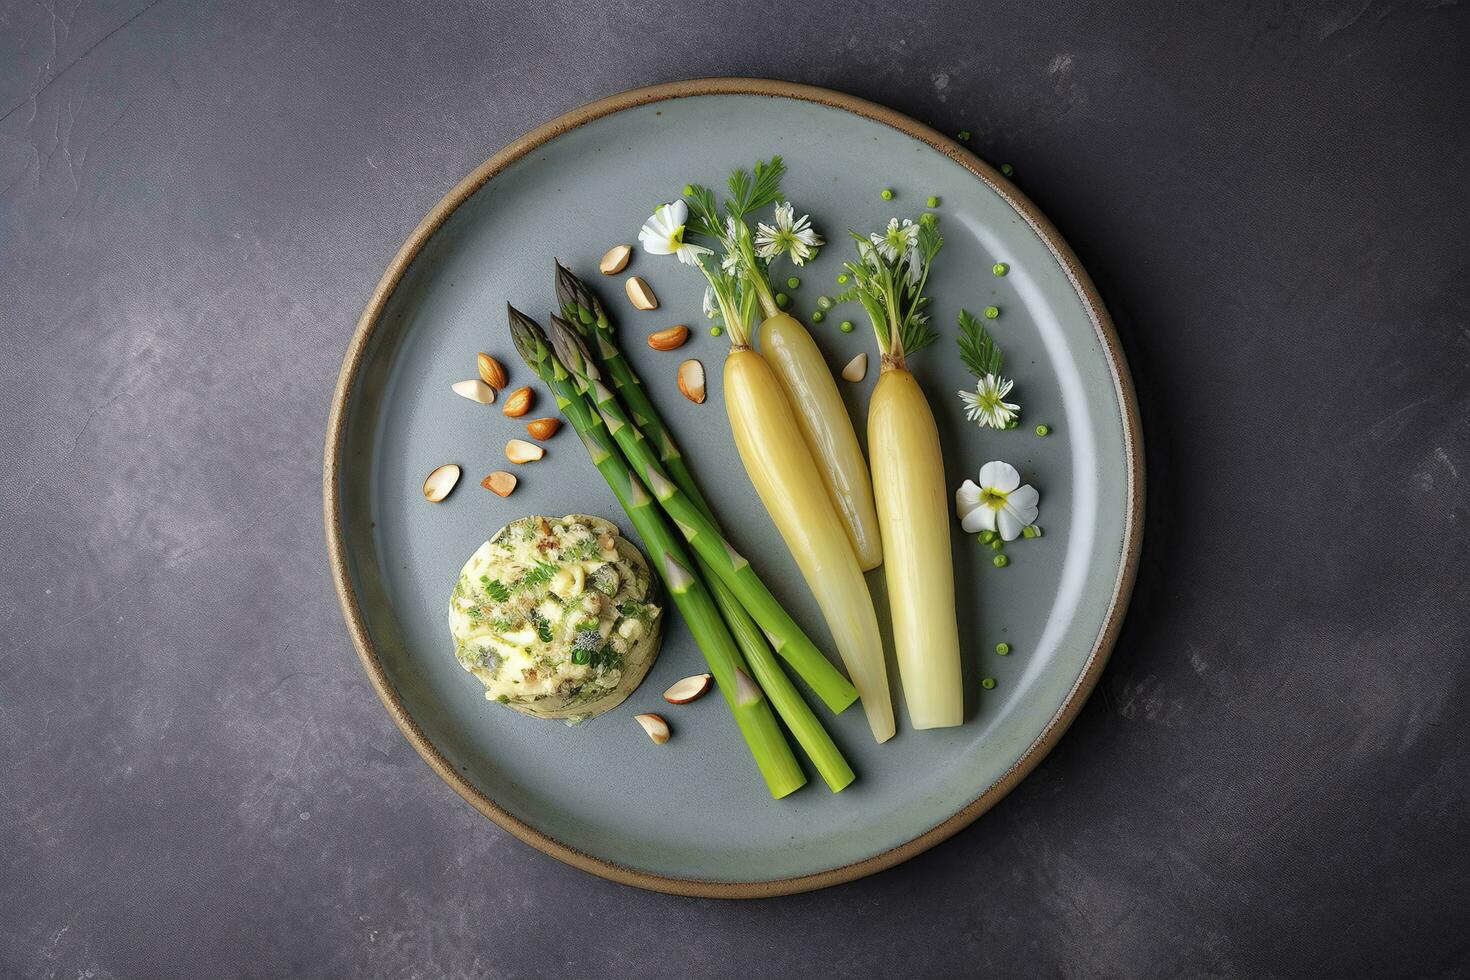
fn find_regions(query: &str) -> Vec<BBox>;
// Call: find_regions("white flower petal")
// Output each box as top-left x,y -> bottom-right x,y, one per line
961,504 -> 997,534
955,479 -> 982,512
1007,484 -> 1039,512
978,460 -> 1021,493
995,506 -> 1025,540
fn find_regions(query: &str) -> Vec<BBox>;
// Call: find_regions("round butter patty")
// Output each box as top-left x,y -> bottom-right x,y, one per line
448,514 -> 662,721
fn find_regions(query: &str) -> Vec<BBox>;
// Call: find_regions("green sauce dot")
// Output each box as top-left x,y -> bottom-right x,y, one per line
981,677 -> 997,690
709,326 -> 723,337
817,295 -> 834,310
995,642 -> 1010,655
992,554 -> 1009,568
839,320 -> 854,334
957,130 -> 971,141
984,305 -> 1000,319
836,274 -> 849,284
775,292 -> 790,308
881,188 -> 893,200
1000,163 -> 1014,176
1035,424 -> 1049,436
811,311 -> 825,323
926,195 -> 939,208
682,184 -> 695,196
992,262 -> 1009,276
786,276 -> 800,289
1006,418 -> 1019,429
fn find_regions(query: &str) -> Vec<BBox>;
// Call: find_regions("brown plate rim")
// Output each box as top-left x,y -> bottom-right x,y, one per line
322,76 -> 1145,899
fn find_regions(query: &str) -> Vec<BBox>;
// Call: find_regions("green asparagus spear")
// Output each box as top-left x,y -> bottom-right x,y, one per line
554,264 -> 856,790
508,306 -> 805,799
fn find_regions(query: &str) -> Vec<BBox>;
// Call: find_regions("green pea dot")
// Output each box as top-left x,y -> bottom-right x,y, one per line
836,274 -> 849,284
1035,424 -> 1049,436
709,326 -> 723,337
978,530 -> 996,543
839,320 -> 854,334
811,311 -> 825,323
995,642 -> 1010,655
981,677 -> 997,690
881,188 -> 893,200
817,295 -> 834,310
775,292 -> 790,308
1000,163 -> 1014,176
990,539 -> 1003,551
926,195 -> 939,208
992,554 -> 1009,568
786,276 -> 800,289
984,305 -> 1000,319
957,130 -> 971,141
682,184 -> 695,196
992,262 -> 1008,276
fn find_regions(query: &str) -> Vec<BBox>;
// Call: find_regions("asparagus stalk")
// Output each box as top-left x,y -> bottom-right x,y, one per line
508,306 -> 805,799
547,314 -> 859,717
555,265 -> 855,791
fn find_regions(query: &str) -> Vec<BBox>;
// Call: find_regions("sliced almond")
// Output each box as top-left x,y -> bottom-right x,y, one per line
677,358 -> 706,404
663,673 -> 712,704
625,276 -> 658,311
647,325 -> 689,351
526,417 -> 561,440
599,244 -> 632,275
422,464 -> 461,502
501,386 -> 533,417
841,352 -> 869,383
477,353 -> 508,390
479,471 -> 516,496
505,439 -> 545,464
451,379 -> 496,404
633,713 -> 670,744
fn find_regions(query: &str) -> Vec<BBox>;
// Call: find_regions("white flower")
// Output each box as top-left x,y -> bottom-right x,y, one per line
870,217 -> 917,262
957,374 -> 1019,429
955,461 -> 1040,541
638,201 -> 713,266
702,286 -> 719,319
755,201 -> 824,266
720,251 -> 741,275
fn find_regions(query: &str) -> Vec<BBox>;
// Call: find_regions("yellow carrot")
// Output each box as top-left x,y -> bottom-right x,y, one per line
758,312 -> 883,570
725,347 -> 895,742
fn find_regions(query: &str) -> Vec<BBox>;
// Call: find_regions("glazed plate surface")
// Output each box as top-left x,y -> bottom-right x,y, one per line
325,79 -> 1142,897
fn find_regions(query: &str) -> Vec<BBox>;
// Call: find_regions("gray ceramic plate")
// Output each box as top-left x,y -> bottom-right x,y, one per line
324,79 -> 1142,897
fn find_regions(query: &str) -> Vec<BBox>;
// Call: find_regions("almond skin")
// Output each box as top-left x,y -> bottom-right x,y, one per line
480,471 -> 517,496
599,244 -> 632,275
505,439 -> 545,464
625,276 -> 658,310
526,417 -> 561,440
477,353 -> 508,390
647,325 -> 690,351
502,386 -> 534,417
677,359 -> 706,404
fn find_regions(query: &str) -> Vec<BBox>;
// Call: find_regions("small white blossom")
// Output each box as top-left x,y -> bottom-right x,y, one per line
638,201 -> 713,266
957,374 -> 1019,429
755,201 -> 824,266
870,217 -> 917,262
955,461 -> 1040,541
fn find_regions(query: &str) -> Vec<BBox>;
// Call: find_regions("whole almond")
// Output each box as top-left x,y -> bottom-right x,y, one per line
599,244 -> 632,275
634,713 -> 671,744
647,325 -> 690,351
480,471 -> 517,497
502,386 -> 533,417
422,464 -> 461,503
505,439 -> 545,464
841,352 -> 868,383
477,353 -> 508,390
625,276 -> 658,311
526,417 -> 561,440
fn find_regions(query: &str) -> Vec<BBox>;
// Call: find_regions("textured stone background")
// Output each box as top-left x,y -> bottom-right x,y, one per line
3,1 -> 1468,977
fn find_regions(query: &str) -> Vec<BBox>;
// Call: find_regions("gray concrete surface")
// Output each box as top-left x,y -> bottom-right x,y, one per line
3,1 -> 1468,977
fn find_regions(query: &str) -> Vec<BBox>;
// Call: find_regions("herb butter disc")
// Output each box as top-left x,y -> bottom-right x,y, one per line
448,514 -> 663,722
